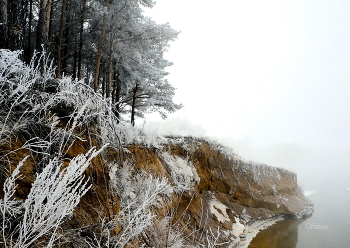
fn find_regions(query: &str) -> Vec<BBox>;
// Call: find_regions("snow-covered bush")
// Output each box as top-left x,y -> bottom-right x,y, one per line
0,49 -> 119,149
111,163 -> 172,206
0,157 -> 25,241
0,50 -> 39,143
114,122 -> 166,148
161,152 -> 200,192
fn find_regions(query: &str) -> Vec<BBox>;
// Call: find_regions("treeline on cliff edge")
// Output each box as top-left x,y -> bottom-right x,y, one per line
0,0 -> 182,125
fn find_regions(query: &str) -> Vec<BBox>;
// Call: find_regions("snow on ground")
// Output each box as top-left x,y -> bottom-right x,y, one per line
209,197 -> 231,223
209,195 -> 282,248
231,216 -> 245,237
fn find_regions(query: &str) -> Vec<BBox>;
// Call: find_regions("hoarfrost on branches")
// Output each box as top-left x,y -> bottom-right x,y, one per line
144,216 -> 185,248
89,165 -> 171,247
161,152 -> 200,192
111,164 -> 172,208
0,147 -> 104,248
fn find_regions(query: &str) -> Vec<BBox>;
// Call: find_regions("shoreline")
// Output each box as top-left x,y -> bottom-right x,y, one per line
230,217 -> 283,248
231,204 -> 314,248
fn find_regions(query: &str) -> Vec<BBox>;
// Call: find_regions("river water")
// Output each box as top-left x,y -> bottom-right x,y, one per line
248,147 -> 350,248
249,190 -> 350,248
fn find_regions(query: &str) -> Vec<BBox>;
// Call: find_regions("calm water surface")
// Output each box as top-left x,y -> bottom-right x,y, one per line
249,189 -> 350,248
249,149 -> 350,248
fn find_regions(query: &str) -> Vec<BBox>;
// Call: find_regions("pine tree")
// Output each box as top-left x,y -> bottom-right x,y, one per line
0,0 -> 181,124
36,0 -> 53,53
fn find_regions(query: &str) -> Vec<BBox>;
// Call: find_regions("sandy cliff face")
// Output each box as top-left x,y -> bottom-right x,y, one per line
0,132 -> 313,247
123,137 -> 313,243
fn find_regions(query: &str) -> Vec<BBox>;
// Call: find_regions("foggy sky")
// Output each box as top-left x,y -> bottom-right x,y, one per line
145,3 -> 350,245
147,0 -> 350,180
144,0 -> 350,156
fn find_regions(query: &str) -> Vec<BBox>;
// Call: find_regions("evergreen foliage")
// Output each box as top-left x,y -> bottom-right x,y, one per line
0,0 -> 182,124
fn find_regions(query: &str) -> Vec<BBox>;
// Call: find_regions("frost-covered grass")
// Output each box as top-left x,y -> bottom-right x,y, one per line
0,49 -> 138,149
141,117 -> 208,138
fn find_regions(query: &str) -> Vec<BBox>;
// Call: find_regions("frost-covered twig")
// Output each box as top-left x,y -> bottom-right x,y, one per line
113,175 -> 170,247
0,146 -> 105,248
200,227 -> 230,248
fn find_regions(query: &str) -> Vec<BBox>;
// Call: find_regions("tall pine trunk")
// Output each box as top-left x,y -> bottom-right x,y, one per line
62,2 -> 70,76
77,0 -> 86,81
36,0 -> 52,53
48,1 -> 54,44
56,0 -> 67,78
93,0 -> 108,92
131,84 -> 138,126
112,69 -> 121,123
106,32 -> 115,98
116,77 -> 121,123
0,0 -> 8,49
25,0 -> 33,63
72,42 -> 78,79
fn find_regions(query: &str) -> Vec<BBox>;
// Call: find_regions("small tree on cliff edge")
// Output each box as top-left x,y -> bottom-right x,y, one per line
114,19 -> 181,125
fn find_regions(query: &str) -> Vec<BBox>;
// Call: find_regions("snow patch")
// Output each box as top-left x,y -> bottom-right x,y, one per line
231,217 -> 245,237
209,197 -> 230,223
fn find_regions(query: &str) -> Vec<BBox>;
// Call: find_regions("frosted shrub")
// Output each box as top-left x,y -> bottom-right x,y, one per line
111,164 -> 172,207
0,49 -> 56,145
88,165 -> 171,247
0,49 -> 117,149
116,122 -> 166,147
161,152 -> 200,192
0,50 -> 34,88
